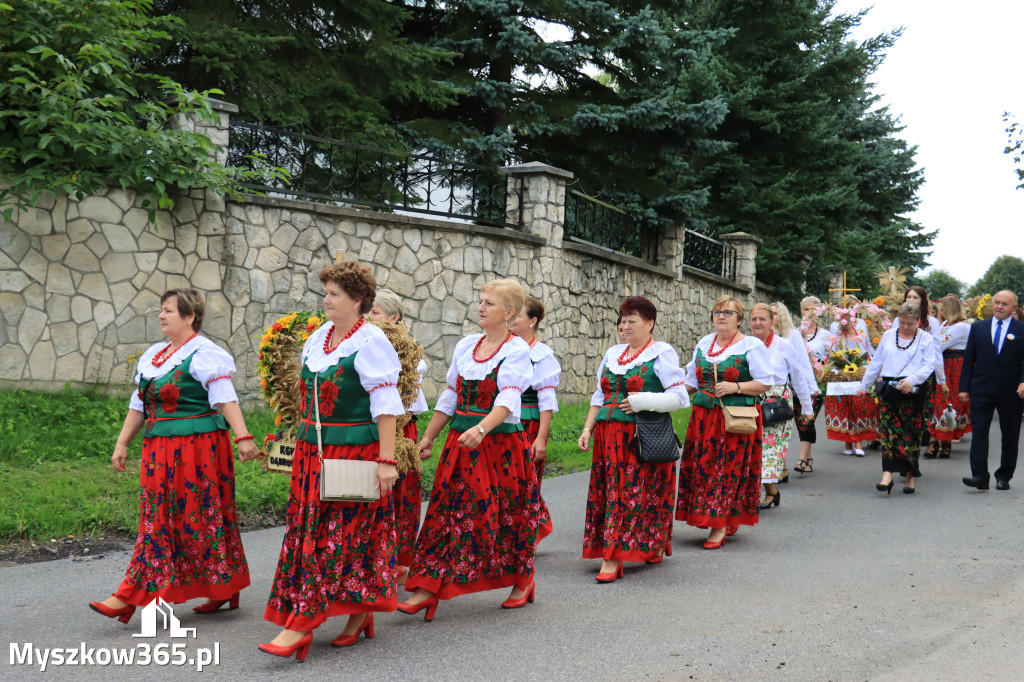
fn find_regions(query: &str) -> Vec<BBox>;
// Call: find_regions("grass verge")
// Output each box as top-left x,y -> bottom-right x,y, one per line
0,387 -> 690,543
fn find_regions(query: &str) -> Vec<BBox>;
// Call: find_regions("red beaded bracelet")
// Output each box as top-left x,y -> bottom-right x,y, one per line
377,458 -> 398,466
234,434 -> 255,444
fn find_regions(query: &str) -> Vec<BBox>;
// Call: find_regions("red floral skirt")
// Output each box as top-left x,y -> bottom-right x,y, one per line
929,357 -> 972,441
264,440 -> 396,631
406,429 -> 549,600
583,420 -> 676,562
394,420 -> 422,566
825,393 -> 880,442
676,406 -> 762,529
521,419 -> 553,541
115,431 -> 250,606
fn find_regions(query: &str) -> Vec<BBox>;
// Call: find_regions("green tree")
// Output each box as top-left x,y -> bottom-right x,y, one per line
1005,113 -> 1024,190
969,256 -> 1024,298
682,0 -> 931,302
0,0 -> 251,219
920,269 -> 966,298
146,0 -> 459,142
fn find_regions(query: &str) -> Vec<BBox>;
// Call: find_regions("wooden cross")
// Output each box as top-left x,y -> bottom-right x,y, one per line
829,271 -> 861,307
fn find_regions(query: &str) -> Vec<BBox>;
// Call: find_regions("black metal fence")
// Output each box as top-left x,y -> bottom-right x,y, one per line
563,190 -> 658,263
682,229 -> 737,280
227,122 -> 522,228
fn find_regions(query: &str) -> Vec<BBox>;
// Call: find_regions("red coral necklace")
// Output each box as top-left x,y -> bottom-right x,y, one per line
707,331 -> 739,358
764,331 -> 775,348
152,332 -> 199,368
618,336 -> 653,364
528,337 -> 538,348
324,317 -> 366,354
473,333 -> 513,362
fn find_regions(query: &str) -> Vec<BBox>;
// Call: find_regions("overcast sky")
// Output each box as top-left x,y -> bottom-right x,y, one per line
832,0 -> 1024,286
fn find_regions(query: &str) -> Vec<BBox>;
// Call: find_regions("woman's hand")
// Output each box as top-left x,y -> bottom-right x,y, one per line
899,379 -> 913,394
112,443 -> 129,472
714,381 -> 740,398
376,462 -> 398,494
577,428 -> 592,451
237,439 -> 259,462
458,426 -> 484,449
620,396 -> 634,414
417,437 -> 434,460
531,436 -> 546,462
941,384 -> 950,397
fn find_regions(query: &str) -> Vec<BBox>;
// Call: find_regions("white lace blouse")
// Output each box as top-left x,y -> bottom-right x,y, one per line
434,334 -> 533,424
683,334 -> 773,389
530,341 -> 561,413
589,341 -> 691,409
129,336 -> 238,412
302,321 -> 406,421
859,328 -> 939,391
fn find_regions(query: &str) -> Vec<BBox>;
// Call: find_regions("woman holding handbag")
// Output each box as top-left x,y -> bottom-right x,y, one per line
859,302 -> 937,495
792,296 -> 835,474
89,288 -> 257,624
748,304 -> 814,509
577,296 -> 689,581
260,261 -> 405,660
399,279 -> 549,619
677,296 -> 771,549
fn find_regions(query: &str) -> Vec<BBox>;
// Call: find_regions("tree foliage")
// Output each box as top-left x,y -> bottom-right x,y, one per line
0,0 -> 255,219
919,269 -> 966,299
969,256 -> 1024,298
1005,113 -> 1024,190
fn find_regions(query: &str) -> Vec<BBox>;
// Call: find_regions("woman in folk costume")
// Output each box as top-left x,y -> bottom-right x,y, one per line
89,288 -> 256,624
367,289 -> 429,586
791,296 -> 835,474
902,285 -> 948,459
400,279 -> 549,619
260,261 -> 405,660
577,296 -> 689,581
748,304 -> 814,509
928,295 -> 972,457
677,296 -> 771,549
769,300 -> 817,481
826,297 -> 876,456
508,296 -> 561,488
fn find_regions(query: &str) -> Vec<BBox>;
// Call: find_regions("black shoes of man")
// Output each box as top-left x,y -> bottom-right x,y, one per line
962,476 -> 1010,491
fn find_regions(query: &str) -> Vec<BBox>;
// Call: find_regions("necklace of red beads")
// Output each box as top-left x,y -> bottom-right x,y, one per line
152,332 -> 199,368
473,333 -> 513,362
618,336 -> 653,364
707,331 -> 740,358
763,331 -> 775,348
527,337 -> 538,348
324,317 -> 366,354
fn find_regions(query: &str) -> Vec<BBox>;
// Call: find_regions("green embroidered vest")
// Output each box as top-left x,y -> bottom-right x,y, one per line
295,351 -> 380,446
691,347 -> 758,409
450,363 -> 523,435
140,353 -> 228,437
596,358 -> 664,423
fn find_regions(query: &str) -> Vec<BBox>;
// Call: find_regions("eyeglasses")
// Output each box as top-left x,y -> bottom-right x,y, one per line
711,310 -> 737,318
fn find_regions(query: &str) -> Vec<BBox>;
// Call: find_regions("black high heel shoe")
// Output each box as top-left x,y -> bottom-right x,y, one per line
876,480 -> 894,495
759,489 -> 781,509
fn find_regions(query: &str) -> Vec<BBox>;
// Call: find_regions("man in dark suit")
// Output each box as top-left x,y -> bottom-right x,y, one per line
960,290 -> 1024,490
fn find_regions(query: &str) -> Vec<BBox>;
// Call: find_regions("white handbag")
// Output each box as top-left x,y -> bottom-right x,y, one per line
314,374 -> 380,503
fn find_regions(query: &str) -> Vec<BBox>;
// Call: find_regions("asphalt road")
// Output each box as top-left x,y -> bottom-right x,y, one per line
2,414 -> 1023,681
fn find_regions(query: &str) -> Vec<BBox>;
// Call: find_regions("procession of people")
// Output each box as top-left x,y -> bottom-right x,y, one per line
88,268 -> 1024,662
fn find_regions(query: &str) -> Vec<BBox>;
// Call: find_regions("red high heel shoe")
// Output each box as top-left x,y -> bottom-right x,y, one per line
397,595 -> 439,622
332,614 -> 373,647
646,543 -> 673,564
258,632 -> 313,661
703,531 -> 727,550
725,525 -> 739,537
192,592 -> 240,614
89,600 -> 136,623
595,561 -> 624,583
501,580 -> 535,609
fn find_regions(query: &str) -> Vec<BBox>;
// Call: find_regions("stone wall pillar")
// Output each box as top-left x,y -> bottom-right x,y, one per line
721,231 -> 762,293
657,223 -> 686,278
502,162 -> 573,247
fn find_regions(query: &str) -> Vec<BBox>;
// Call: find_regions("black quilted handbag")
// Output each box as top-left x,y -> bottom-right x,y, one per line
630,411 -> 682,464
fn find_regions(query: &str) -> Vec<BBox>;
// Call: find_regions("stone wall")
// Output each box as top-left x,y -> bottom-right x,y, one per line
0,104 -> 766,405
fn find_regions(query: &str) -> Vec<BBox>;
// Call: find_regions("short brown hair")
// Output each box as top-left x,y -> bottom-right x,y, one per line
523,296 -> 545,327
319,261 -> 376,314
161,288 -> 205,332
620,296 -> 657,324
712,295 -> 745,323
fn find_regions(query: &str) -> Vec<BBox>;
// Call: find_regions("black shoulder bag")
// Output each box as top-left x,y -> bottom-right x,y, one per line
619,377 -> 682,463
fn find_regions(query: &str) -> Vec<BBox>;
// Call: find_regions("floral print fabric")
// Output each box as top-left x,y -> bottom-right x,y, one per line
761,385 -> 793,483
394,420 -> 422,566
928,356 -> 971,441
879,396 -> 925,477
824,393 -> 880,442
115,430 -> 250,606
583,420 -> 676,562
264,440 -> 397,630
